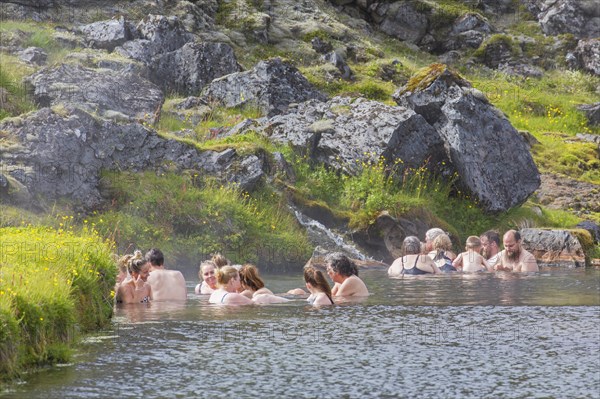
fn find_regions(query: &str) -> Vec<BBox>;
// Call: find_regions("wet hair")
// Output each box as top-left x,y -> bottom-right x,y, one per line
432,234 -> 452,261
304,266 -> 333,304
211,253 -> 230,268
466,236 -> 482,249
215,265 -> 239,287
198,260 -> 217,280
239,264 -> 265,292
145,248 -> 164,267
480,230 -> 500,246
433,234 -> 452,251
402,236 -> 422,255
425,228 -> 445,242
117,253 -> 133,274
325,252 -> 358,277
128,250 -> 148,274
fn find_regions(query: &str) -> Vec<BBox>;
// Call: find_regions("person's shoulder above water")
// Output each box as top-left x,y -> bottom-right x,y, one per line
147,269 -> 187,301
335,275 -> 369,296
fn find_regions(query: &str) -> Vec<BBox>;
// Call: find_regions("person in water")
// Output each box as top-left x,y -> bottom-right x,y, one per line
495,230 -> 539,272
325,252 -> 369,297
431,233 -> 457,272
424,227 -> 446,258
115,253 -> 133,288
480,230 -> 501,266
209,266 -> 253,305
388,236 -> 440,276
115,250 -> 152,304
304,266 -> 334,306
145,248 -> 187,301
238,264 -> 289,304
211,253 -> 230,268
453,236 -> 491,272
195,260 -> 218,295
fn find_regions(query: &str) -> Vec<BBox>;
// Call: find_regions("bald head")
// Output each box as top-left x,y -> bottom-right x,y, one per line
503,230 -> 522,260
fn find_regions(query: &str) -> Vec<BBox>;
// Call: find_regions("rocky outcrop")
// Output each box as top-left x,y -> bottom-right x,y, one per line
0,107 -> 264,209
535,174 -> 600,215
265,96 -> 447,175
201,58 -> 327,117
394,66 -> 540,213
18,47 -> 48,66
375,2 -> 429,44
115,14 -> 240,95
443,13 -> 492,52
77,16 -> 136,51
577,103 -> 600,126
576,221 -> 600,244
521,228 -> 586,268
24,63 -> 164,124
536,0 -> 600,39
573,39 -> 600,76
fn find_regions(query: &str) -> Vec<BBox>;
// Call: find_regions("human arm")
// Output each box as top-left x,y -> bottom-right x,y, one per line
519,252 -> 539,272
223,292 -> 254,305
452,253 -> 463,269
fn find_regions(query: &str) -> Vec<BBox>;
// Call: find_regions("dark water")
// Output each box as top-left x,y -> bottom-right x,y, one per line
2,269 -> 600,398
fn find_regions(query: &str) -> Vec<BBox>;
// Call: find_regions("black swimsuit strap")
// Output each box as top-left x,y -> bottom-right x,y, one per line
413,254 -> 420,269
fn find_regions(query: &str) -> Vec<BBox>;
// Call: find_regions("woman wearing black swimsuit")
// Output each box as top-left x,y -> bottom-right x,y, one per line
388,236 -> 441,276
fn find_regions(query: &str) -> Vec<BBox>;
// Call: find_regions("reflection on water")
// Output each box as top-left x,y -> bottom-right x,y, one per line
2,270 -> 599,398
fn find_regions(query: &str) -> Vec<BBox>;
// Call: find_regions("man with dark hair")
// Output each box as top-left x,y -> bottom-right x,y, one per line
494,230 -> 539,272
480,230 -> 501,266
325,252 -> 369,297
145,248 -> 187,301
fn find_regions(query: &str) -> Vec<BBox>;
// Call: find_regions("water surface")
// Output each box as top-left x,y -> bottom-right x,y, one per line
3,269 -> 599,398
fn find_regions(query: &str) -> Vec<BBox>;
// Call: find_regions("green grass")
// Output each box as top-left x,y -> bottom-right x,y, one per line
0,225 -> 115,379
91,171 -> 312,268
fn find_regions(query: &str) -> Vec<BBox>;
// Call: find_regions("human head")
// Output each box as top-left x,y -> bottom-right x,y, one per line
304,266 -> 333,300
199,260 -> 217,290
402,236 -> 422,256
145,248 -> 164,267
466,236 -> 481,250
128,250 -> 150,281
433,233 -> 453,252
480,230 -> 500,259
239,264 -> 265,292
116,253 -> 133,284
503,230 -> 522,261
325,252 -> 358,278
424,228 -> 445,251
211,253 -> 230,268
215,265 -> 240,290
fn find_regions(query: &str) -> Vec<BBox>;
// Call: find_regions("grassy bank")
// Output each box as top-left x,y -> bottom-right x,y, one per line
0,225 -> 115,379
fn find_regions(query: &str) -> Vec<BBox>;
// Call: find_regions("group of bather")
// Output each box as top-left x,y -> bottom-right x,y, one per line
113,227 -> 537,307
388,228 -> 539,276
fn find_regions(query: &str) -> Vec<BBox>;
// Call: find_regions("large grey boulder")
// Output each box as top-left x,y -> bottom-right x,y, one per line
574,39 -> 600,76
443,13 -> 491,52
0,106 -> 264,209
77,16 -> 135,51
537,0 -> 600,38
153,42 -> 241,96
265,96 -> 447,174
521,228 -> 586,268
18,47 -> 48,66
374,2 -> 429,44
115,14 -> 239,95
24,63 -> 164,124
115,15 -> 193,63
393,66 -> 540,213
201,58 -> 327,117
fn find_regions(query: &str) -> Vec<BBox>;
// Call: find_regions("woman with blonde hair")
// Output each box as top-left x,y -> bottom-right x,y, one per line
432,233 -> 457,272
195,260 -> 218,294
115,250 -> 152,304
304,266 -> 334,306
209,266 -> 253,305
239,264 -> 289,304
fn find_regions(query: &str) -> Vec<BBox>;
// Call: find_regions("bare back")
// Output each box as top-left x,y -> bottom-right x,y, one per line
147,269 -> 187,301
335,275 -> 369,297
